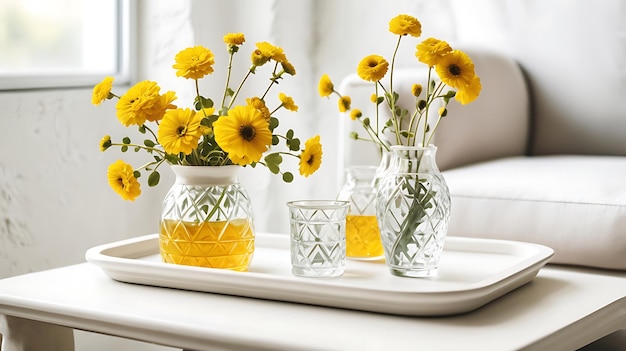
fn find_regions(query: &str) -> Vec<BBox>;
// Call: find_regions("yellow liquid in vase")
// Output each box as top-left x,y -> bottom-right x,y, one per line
345,215 -> 384,259
159,218 -> 254,271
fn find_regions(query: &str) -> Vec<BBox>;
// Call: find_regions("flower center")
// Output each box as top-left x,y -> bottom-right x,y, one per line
448,64 -> 461,76
306,155 -> 314,165
240,125 -> 256,141
177,126 -> 187,136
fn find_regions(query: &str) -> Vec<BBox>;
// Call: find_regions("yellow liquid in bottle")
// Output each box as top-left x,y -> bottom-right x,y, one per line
345,215 -> 384,259
159,218 -> 254,271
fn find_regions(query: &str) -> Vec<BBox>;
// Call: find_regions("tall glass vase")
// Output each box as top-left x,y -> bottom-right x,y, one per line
375,145 -> 450,277
159,165 -> 255,271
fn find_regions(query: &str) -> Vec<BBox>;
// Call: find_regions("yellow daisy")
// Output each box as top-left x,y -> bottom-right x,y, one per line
357,55 -> 389,82
279,93 -> 298,112
416,38 -> 453,67
91,76 -> 114,106
99,135 -> 112,152
338,96 -> 351,112
145,90 -> 178,123
299,135 -> 323,177
388,14 -> 422,37
173,45 -> 215,80
349,109 -> 362,121
455,76 -> 482,105
107,160 -> 141,201
115,80 -> 162,126
255,42 -> 287,63
157,108 -> 204,155
213,105 -> 272,165
435,49 -> 476,90
318,74 -> 334,97
223,33 -> 245,46
411,83 -> 423,97
246,97 -> 271,120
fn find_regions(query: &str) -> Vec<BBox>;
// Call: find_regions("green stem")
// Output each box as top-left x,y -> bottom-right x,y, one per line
220,52 -> 236,109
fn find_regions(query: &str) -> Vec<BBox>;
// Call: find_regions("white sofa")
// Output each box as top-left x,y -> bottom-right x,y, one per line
340,47 -> 626,271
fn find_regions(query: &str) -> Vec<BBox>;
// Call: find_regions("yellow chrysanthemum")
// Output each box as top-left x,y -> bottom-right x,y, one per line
416,38 -> 453,67
213,105 -> 272,165
115,80 -> 162,126
435,49 -> 476,90
357,55 -> 389,82
157,108 -> 204,155
299,135 -> 323,177
173,45 -> 215,80
107,160 -> 141,201
338,96 -> 351,112
223,33 -> 245,46
455,76 -> 482,105
281,61 -> 296,76
145,90 -> 178,123
411,84 -> 423,97
246,97 -> 271,120
99,135 -> 112,152
92,76 -> 114,106
370,94 -> 378,103
318,74 -> 334,97
279,93 -> 298,112
349,109 -> 362,121
255,42 -> 287,63
388,14 -> 422,37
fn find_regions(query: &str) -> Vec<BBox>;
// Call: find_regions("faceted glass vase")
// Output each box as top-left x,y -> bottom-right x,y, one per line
337,166 -> 384,260
375,145 -> 451,277
159,165 -> 255,271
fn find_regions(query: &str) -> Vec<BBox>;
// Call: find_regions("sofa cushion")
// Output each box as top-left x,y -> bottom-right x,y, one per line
443,155 -> 626,270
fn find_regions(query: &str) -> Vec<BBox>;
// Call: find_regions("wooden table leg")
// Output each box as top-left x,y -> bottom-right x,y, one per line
1,315 -> 74,351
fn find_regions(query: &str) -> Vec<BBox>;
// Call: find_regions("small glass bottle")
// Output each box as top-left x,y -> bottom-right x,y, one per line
337,165 -> 384,260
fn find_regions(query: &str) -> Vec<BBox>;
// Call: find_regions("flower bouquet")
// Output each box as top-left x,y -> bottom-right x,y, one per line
319,14 -> 481,277
92,33 -> 322,270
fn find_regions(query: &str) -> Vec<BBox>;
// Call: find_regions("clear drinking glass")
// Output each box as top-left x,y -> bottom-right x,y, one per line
286,200 -> 349,278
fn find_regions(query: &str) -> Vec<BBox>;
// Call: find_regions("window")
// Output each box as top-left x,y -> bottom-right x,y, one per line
0,0 -> 132,90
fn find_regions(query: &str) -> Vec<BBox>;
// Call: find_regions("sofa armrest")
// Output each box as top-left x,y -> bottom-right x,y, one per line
338,48 -> 531,171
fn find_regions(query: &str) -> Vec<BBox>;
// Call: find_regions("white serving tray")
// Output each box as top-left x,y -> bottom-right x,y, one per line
85,233 -> 553,316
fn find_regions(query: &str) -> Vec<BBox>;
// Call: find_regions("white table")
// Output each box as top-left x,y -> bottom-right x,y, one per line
0,262 -> 624,351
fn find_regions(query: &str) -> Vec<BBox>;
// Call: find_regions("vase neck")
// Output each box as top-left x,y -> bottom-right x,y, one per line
170,165 -> 239,186
389,145 -> 439,173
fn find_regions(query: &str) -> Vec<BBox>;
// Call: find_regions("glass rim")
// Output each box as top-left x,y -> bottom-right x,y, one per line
286,200 -> 349,209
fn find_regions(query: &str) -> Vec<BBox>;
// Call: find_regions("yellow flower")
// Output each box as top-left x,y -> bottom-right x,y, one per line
107,160 -> 141,201
357,55 -> 389,82
338,96 -> 351,112
145,90 -> 178,123
411,84 -> 423,97
350,109 -> 362,121
223,33 -> 245,46
389,14 -> 422,37
92,76 -> 114,106
455,76 -> 482,105
173,45 -> 215,80
279,93 -> 298,112
416,38 -> 453,67
157,108 -> 204,155
246,97 -> 271,120
115,81 -> 162,126
281,61 -> 296,76
99,135 -> 112,151
213,105 -> 272,165
318,74 -> 334,97
370,94 -> 378,103
435,49 -> 476,90
299,135 -> 323,177
255,42 -> 287,63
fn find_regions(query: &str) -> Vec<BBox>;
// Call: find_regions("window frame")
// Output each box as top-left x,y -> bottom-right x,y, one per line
0,0 -> 134,92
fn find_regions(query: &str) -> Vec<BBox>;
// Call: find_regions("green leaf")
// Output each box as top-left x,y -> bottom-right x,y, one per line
265,153 -> 283,164
148,171 -> 160,187
272,135 -> 279,145
194,96 -> 214,110
288,138 -> 300,151
138,125 -> 146,134
269,117 -> 279,130
286,129 -> 294,139
133,171 -> 141,179
144,139 -> 156,147
122,137 -> 131,144
282,172 -> 294,183
121,145 -> 128,152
